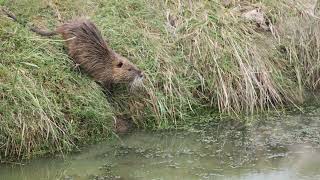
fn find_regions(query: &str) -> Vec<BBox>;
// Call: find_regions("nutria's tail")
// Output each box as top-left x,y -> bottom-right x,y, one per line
1,7 -> 57,37
2,7 -> 18,21
30,26 -> 57,36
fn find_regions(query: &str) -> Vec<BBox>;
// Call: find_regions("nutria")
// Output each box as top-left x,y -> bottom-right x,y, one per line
2,8 -> 144,91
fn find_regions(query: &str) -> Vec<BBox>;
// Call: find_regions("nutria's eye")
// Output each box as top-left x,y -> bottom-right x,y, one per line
128,68 -> 132,71
117,62 -> 123,68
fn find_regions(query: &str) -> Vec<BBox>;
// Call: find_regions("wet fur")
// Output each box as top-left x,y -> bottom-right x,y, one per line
56,19 -> 143,90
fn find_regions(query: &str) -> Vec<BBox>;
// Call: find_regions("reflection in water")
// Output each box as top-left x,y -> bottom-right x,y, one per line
1,117 -> 320,180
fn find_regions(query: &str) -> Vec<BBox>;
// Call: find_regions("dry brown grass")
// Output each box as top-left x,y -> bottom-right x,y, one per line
1,0 -> 320,159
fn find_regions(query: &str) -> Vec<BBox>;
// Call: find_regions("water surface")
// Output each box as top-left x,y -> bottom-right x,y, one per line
1,114 -> 320,180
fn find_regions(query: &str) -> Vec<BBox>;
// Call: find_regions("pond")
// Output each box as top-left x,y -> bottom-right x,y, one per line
1,111 -> 320,180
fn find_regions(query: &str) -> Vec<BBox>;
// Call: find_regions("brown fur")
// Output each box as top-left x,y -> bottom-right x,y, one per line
2,7 -> 144,90
55,19 -> 143,90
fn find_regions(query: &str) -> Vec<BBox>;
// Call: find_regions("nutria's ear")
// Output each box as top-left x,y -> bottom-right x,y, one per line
117,61 -> 123,68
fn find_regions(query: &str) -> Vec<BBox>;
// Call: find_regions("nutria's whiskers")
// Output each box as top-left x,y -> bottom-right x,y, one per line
129,76 -> 144,92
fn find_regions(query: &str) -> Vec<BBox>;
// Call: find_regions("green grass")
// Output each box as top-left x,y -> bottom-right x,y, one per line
1,0 -> 320,160
0,4 -> 114,159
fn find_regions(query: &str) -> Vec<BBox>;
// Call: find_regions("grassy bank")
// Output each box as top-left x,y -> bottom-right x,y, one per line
1,0 -> 320,160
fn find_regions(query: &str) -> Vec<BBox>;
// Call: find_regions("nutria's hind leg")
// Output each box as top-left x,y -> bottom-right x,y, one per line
103,88 -> 113,97
101,81 -> 113,96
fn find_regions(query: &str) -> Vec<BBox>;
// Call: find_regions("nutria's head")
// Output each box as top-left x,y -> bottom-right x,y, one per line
111,52 -> 144,89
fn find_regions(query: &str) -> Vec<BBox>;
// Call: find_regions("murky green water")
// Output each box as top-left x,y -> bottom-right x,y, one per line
1,115 -> 320,180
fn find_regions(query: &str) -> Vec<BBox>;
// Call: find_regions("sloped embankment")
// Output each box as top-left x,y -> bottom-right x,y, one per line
1,0 -> 320,160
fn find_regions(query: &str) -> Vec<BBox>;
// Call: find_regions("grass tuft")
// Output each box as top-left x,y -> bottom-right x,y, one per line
1,0 -> 320,159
